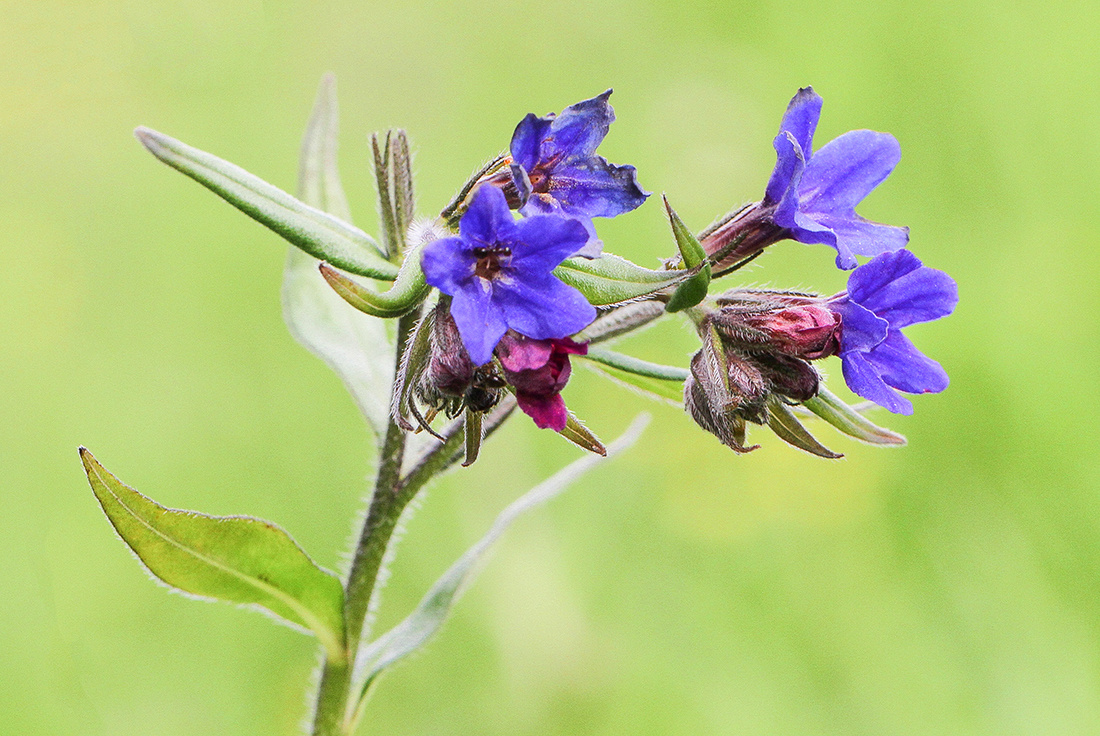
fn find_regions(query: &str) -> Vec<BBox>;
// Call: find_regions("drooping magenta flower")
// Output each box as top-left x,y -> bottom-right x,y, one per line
496,333 -> 586,431
829,249 -> 957,414
422,186 -> 597,365
701,87 -> 909,271
508,90 -> 649,257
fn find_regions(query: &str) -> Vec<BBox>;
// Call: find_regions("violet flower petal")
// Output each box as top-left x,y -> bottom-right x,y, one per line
511,214 -> 591,272
864,330 -> 950,395
495,273 -> 596,341
846,249 -> 958,328
778,87 -> 823,159
420,235 -> 474,294
841,350 -> 914,415
799,130 -> 901,213
449,284 -> 509,366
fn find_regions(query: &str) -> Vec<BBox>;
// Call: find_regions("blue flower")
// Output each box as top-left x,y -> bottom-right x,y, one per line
509,90 -> 649,257
831,249 -> 958,414
766,87 -> 910,269
421,186 -> 597,365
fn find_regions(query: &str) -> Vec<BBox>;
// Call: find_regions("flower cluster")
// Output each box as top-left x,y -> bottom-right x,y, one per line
407,87 -> 955,455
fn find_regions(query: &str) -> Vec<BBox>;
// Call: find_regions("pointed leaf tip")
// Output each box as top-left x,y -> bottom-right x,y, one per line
80,449 -> 347,661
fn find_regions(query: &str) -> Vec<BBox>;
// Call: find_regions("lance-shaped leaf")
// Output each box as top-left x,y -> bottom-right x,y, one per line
135,126 -> 399,281
766,397 -> 842,459
662,196 -> 712,313
348,414 -> 650,727
553,254 -> 695,307
581,348 -> 687,404
80,449 -> 346,661
803,386 -> 906,446
282,74 -> 395,440
318,244 -> 429,319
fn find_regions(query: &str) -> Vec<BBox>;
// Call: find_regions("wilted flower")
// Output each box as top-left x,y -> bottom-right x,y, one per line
702,86 -> 909,270
496,333 -> 586,431
829,249 -> 958,414
507,90 -> 649,257
422,186 -> 597,365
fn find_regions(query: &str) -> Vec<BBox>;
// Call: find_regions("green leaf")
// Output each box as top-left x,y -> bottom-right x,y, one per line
803,386 -> 906,446
585,363 -> 685,403
318,245 -> 429,319
766,397 -> 843,459
348,415 -> 650,727
583,348 -> 690,381
581,348 -> 687,403
134,125 -> 399,281
80,449 -> 346,661
282,74 -> 396,440
553,254 -> 694,307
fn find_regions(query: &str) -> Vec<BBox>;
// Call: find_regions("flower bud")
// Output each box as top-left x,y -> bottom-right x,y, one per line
713,290 -> 841,360
416,303 -> 504,418
683,326 -> 767,452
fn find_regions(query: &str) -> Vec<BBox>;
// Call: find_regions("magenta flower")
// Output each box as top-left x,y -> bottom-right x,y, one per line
421,186 -> 597,365
496,333 -> 586,431
830,250 -> 958,414
509,90 -> 649,257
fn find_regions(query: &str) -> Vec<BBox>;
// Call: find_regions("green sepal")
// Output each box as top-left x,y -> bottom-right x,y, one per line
318,243 -> 430,319
662,196 -> 712,312
803,386 -> 906,446
558,411 -> 607,456
554,254 -> 695,307
80,449 -> 347,661
135,126 -> 399,281
766,397 -> 843,459
462,408 -> 483,467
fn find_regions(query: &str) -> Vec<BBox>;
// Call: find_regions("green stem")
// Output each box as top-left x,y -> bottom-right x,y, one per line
310,309 -> 419,736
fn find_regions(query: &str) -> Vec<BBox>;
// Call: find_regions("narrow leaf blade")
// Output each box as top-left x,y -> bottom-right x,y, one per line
283,74 -> 396,439
554,255 -> 694,306
350,415 -> 650,723
80,449 -> 346,660
134,126 -> 399,281
803,386 -> 907,446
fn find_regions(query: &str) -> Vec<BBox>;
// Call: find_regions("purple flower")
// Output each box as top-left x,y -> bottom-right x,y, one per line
496,334 -> 586,431
701,87 -> 909,271
422,186 -> 597,366
509,90 -> 649,257
830,249 -> 958,414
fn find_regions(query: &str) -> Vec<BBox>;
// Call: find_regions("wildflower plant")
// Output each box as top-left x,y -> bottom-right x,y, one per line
80,77 -> 956,734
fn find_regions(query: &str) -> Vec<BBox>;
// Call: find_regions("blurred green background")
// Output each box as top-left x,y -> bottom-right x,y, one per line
3,0 -> 1097,733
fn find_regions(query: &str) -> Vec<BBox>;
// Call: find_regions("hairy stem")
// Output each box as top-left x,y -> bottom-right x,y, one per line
310,309 -> 419,735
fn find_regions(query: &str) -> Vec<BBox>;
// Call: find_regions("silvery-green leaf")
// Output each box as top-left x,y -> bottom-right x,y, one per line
134,124 -> 398,281
282,74 -> 395,440
554,254 -> 694,307
348,415 -> 650,726
318,243 -> 429,319
80,449 -> 346,661
803,386 -> 906,446
581,345 -> 688,404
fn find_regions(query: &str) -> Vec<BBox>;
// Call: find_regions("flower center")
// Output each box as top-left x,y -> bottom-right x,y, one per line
472,245 -> 511,280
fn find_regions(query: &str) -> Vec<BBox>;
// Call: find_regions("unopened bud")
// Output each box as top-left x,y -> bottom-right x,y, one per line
713,290 -> 841,360
417,303 -> 504,418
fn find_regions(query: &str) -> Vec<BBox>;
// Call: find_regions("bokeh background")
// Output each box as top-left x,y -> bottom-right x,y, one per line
3,0 -> 1098,733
